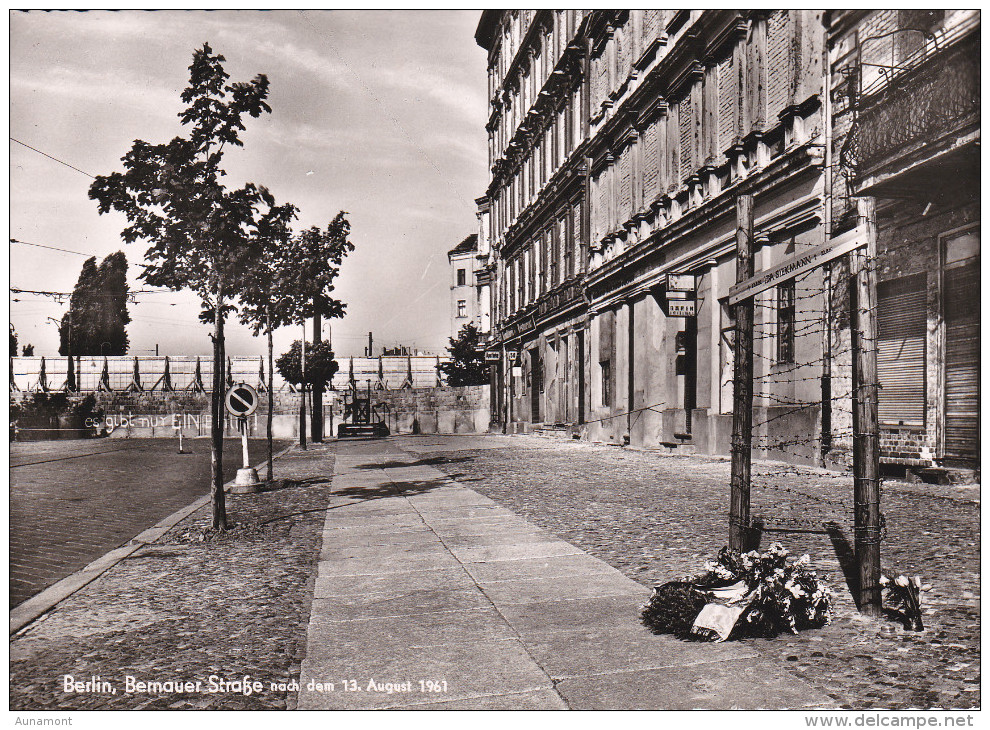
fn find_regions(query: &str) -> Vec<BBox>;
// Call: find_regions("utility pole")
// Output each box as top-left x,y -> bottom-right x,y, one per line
299,324 -> 307,450
852,196 -> 882,616
729,194 -> 755,551
367,331 -> 373,358
312,311 -> 323,443
327,322 -> 334,439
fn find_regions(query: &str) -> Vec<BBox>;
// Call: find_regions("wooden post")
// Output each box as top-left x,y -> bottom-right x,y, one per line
729,194 -> 756,551
852,197 -> 882,616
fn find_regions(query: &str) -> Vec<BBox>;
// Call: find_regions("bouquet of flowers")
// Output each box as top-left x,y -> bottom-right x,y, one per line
641,542 -> 834,641
880,573 -> 930,631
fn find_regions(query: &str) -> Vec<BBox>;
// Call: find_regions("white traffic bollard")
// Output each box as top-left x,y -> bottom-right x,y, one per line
232,415 -> 260,493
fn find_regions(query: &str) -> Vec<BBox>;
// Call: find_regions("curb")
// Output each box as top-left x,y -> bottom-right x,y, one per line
10,443 -> 299,636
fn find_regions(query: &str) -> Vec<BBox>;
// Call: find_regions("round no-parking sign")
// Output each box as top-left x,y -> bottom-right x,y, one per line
225,383 -> 259,417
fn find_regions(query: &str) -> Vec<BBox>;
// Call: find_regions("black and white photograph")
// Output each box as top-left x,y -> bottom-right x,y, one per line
8,9 -> 980,719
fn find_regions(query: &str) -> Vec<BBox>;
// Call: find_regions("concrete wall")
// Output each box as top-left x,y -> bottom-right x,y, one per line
11,385 -> 492,439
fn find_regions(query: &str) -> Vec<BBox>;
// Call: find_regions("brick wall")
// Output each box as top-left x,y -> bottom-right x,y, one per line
370,386 -> 492,435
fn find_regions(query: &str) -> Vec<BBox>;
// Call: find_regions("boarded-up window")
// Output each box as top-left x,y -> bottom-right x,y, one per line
877,274 -> 926,426
717,53 -> 737,153
766,10 -> 792,123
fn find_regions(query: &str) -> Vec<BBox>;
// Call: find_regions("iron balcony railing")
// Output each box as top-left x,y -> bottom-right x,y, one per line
844,21 -> 979,179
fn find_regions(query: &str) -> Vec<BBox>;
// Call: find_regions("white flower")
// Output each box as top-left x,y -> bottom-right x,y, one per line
895,575 -> 910,588
796,554 -> 811,567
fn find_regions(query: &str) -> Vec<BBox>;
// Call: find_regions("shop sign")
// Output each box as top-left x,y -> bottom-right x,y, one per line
665,300 -> 697,317
666,273 -> 695,292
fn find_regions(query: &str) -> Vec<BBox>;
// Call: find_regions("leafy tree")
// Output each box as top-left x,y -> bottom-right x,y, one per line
22,344 -> 34,356
236,201 -> 298,481
89,43 -> 279,530
10,325 -> 17,356
273,214 -> 354,443
95,252 -> 130,354
275,340 -> 339,389
439,323 -> 489,386
59,257 -> 98,356
59,252 -> 130,355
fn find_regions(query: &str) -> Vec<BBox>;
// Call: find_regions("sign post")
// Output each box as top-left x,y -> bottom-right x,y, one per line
173,415 -> 185,454
225,383 -> 260,493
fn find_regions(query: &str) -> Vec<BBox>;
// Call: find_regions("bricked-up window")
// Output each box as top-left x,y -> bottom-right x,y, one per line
457,300 -> 467,318
563,209 -> 574,279
456,269 -> 466,286
527,244 -> 536,303
600,360 -> 612,408
549,224 -> 559,285
777,280 -> 795,363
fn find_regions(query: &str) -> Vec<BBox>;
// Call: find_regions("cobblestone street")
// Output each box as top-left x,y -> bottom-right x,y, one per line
10,438 -> 290,608
7,435 -> 980,711
10,445 -> 331,710
414,435 -> 980,710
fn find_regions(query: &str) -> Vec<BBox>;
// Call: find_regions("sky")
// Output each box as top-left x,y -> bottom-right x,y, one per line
8,9 -> 489,358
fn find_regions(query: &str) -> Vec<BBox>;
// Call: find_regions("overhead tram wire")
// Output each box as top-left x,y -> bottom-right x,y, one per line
9,238 -> 94,258
9,137 -> 95,179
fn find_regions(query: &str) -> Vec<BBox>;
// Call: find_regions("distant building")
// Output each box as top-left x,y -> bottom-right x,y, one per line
447,233 -> 490,338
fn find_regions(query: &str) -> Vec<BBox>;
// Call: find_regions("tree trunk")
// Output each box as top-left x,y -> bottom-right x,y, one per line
211,292 -> 228,530
312,312 -> 323,443
267,318 -> 274,484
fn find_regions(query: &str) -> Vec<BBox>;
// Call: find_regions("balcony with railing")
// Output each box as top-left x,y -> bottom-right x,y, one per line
843,19 -> 979,193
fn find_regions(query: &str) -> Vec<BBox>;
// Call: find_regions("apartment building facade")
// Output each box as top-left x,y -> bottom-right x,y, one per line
476,9 -> 978,473
478,10 -> 828,460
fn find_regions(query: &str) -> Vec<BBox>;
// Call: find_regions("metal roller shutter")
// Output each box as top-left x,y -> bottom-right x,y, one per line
944,262 -> 980,461
877,274 -> 926,426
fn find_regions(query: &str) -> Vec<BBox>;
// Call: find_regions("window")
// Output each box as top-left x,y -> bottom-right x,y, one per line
776,281 -> 795,363
897,10 -> 945,61
457,300 -> 467,318
456,268 -> 466,286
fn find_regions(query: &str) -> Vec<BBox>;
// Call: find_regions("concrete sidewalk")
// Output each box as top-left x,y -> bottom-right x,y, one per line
298,438 -> 834,710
